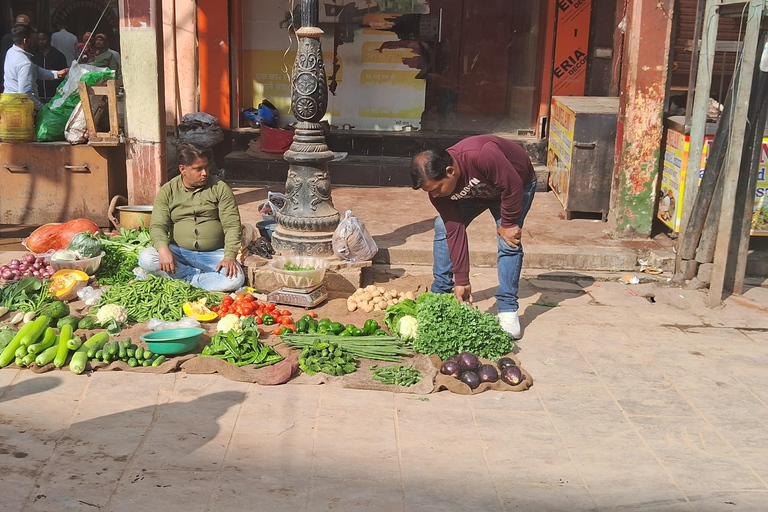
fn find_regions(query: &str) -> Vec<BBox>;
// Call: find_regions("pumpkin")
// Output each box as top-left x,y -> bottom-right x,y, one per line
183,299 -> 218,322
48,269 -> 90,301
25,219 -> 100,254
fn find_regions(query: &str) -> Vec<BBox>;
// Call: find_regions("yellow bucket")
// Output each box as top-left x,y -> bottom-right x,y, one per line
0,93 -> 35,143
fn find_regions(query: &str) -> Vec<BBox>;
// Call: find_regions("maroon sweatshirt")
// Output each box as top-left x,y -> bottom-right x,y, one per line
430,135 -> 535,286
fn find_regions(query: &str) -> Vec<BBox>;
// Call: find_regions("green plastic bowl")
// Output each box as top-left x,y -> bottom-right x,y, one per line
140,328 -> 205,355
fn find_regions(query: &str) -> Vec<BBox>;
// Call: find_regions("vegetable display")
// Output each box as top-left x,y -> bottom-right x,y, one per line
441,353 -> 521,389
281,333 -> 408,362
202,317 -> 283,367
94,338 -> 165,367
370,364 -> 423,386
67,232 -> 103,259
25,219 -> 100,254
95,275 -> 222,323
392,293 -> 514,360
48,270 -> 90,301
298,341 -> 357,376
0,278 -> 56,315
1,254 -> 55,282
96,228 -> 152,286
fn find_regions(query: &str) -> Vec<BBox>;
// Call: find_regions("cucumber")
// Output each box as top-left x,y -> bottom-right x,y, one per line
35,341 -> 60,366
126,348 -> 135,358
21,353 -> 35,366
0,320 -> 37,366
86,348 -> 96,358
107,341 -> 119,356
118,347 -> 127,360
67,336 -> 83,351
53,325 -> 74,368
120,339 -> 131,349
127,357 -> 138,367
95,350 -> 103,360
142,359 -> 152,367
135,346 -> 144,360
28,327 -> 57,355
143,350 -> 153,360
70,332 -> 109,374
18,316 -> 49,347
152,355 -> 166,367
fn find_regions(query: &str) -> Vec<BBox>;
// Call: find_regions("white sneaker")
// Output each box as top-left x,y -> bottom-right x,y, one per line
498,311 -> 522,340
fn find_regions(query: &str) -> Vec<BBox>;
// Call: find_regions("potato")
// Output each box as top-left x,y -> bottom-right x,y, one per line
363,303 -> 374,313
392,298 -> 399,304
398,292 -> 406,298
373,304 -> 382,311
386,299 -> 394,306
371,288 -> 382,298
389,289 -> 398,297
405,291 -> 416,300
365,285 -> 376,292
347,301 -> 357,312
383,292 -> 393,301
377,299 -> 387,309
377,287 -> 385,294
361,292 -> 372,302
355,287 -> 365,295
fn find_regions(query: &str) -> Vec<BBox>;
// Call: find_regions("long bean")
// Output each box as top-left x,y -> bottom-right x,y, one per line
280,333 -> 408,362
96,275 -> 223,322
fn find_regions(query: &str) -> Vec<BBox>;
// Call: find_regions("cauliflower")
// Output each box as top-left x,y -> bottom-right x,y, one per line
96,304 -> 128,325
396,315 -> 418,341
216,314 -> 242,334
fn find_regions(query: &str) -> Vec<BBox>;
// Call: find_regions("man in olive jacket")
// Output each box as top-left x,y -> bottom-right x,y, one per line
139,142 -> 244,292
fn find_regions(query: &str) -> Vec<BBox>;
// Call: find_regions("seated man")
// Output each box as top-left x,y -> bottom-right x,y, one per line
139,142 -> 245,292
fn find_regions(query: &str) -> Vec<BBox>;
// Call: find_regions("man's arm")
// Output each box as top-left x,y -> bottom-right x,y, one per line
216,182 -> 243,259
149,186 -> 172,251
33,64 -> 58,81
431,196 -> 471,287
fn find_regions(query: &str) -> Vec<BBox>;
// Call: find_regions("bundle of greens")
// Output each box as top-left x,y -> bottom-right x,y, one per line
386,292 -> 514,360
96,228 -> 152,285
0,277 -> 55,313
202,317 -> 283,367
95,275 -> 222,323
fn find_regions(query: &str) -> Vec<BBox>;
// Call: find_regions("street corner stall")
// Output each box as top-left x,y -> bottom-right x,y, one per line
0,210 -> 534,395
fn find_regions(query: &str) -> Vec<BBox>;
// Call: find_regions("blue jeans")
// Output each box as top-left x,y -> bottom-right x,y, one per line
138,245 -> 245,292
432,180 -> 537,313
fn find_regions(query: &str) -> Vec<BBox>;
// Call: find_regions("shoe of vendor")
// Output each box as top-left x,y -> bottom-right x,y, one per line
498,311 -> 521,340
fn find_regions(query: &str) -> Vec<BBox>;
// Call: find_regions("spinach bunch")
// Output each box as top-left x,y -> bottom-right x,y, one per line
202,317 -> 283,368
412,293 -> 514,360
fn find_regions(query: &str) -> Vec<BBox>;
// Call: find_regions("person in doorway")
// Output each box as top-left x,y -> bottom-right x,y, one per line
51,21 -> 78,65
91,33 -> 118,73
139,142 -> 245,292
410,135 -> 537,339
1,14 -> 31,82
3,25 -> 68,111
76,32 -> 94,63
32,31 -> 67,103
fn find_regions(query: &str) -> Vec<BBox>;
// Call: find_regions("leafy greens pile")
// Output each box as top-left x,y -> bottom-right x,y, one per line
0,277 -> 54,313
202,317 -> 284,367
385,292 -> 514,360
96,228 -> 152,285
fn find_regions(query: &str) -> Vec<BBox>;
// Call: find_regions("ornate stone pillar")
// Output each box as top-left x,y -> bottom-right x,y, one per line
271,0 -> 339,257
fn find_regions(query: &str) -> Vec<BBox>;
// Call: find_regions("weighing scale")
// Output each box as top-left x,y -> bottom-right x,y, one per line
267,283 -> 328,308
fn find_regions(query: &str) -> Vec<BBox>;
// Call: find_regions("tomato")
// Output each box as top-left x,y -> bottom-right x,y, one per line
222,296 -> 233,306
280,317 -> 291,325
281,309 -> 291,317
243,294 -> 254,302
308,310 -> 317,318
211,305 -> 219,312
287,324 -> 295,332
256,316 -> 263,324
257,328 -> 265,336
219,305 -> 229,314
266,303 -> 276,312
272,327 -> 282,336
242,304 -> 254,316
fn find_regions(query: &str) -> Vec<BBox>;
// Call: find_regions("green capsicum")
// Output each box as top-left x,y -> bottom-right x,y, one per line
262,313 -> 275,325
363,319 -> 379,335
329,322 -> 346,335
295,319 -> 309,333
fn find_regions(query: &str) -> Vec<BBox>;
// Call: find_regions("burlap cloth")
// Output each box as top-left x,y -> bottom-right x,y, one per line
430,353 -> 534,394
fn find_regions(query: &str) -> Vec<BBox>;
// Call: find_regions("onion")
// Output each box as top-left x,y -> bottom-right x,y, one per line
1,270 -> 12,280
23,253 -> 35,263
9,262 -> 19,270
32,262 -> 41,270
18,263 -> 27,271
10,259 -> 19,266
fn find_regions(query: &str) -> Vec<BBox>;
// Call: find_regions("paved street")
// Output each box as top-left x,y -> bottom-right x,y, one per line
2,269 -> 768,511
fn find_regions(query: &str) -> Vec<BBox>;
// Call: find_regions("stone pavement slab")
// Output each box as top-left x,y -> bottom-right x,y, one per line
2,270 -> 768,511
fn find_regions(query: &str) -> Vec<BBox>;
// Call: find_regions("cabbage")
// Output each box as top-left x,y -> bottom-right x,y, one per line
67,232 -> 102,259
51,249 -> 79,261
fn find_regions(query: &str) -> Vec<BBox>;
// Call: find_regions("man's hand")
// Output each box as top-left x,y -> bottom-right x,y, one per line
57,68 -> 69,78
157,246 -> 176,274
216,257 -> 241,279
498,225 -> 522,248
454,285 -> 473,304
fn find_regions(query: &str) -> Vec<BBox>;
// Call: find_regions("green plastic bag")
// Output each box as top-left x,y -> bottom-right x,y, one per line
35,63 -> 115,142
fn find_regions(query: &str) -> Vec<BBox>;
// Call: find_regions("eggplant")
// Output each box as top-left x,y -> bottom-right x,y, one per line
500,366 -> 523,386
477,364 -> 499,383
458,352 -> 479,372
440,360 -> 461,377
497,357 -> 516,370
460,371 -> 480,389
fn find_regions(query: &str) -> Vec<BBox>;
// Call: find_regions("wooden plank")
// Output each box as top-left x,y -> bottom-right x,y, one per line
107,80 -> 119,138
78,81 -> 98,140
707,0 -> 764,306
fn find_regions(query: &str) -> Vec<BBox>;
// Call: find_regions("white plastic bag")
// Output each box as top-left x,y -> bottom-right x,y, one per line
259,191 -> 286,220
147,316 -> 200,331
332,210 -> 378,262
76,286 -> 103,306
64,103 -> 88,144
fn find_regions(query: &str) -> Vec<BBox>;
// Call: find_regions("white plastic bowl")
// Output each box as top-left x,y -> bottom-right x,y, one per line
49,251 -> 105,276
269,256 -> 330,290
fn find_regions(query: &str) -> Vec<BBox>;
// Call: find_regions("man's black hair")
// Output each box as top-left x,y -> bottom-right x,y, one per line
177,142 -> 214,167
12,25 -> 34,44
37,30 -> 52,39
410,148 -> 453,190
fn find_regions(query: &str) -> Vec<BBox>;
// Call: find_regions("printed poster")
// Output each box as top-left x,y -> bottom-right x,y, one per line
547,98 -> 575,208
552,0 -> 592,96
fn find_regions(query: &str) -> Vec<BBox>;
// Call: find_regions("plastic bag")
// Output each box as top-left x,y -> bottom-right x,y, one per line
76,286 -> 103,306
258,191 -> 286,220
35,63 -> 114,142
64,103 -> 88,144
178,112 -> 224,147
147,317 -> 201,331
332,210 -> 378,262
